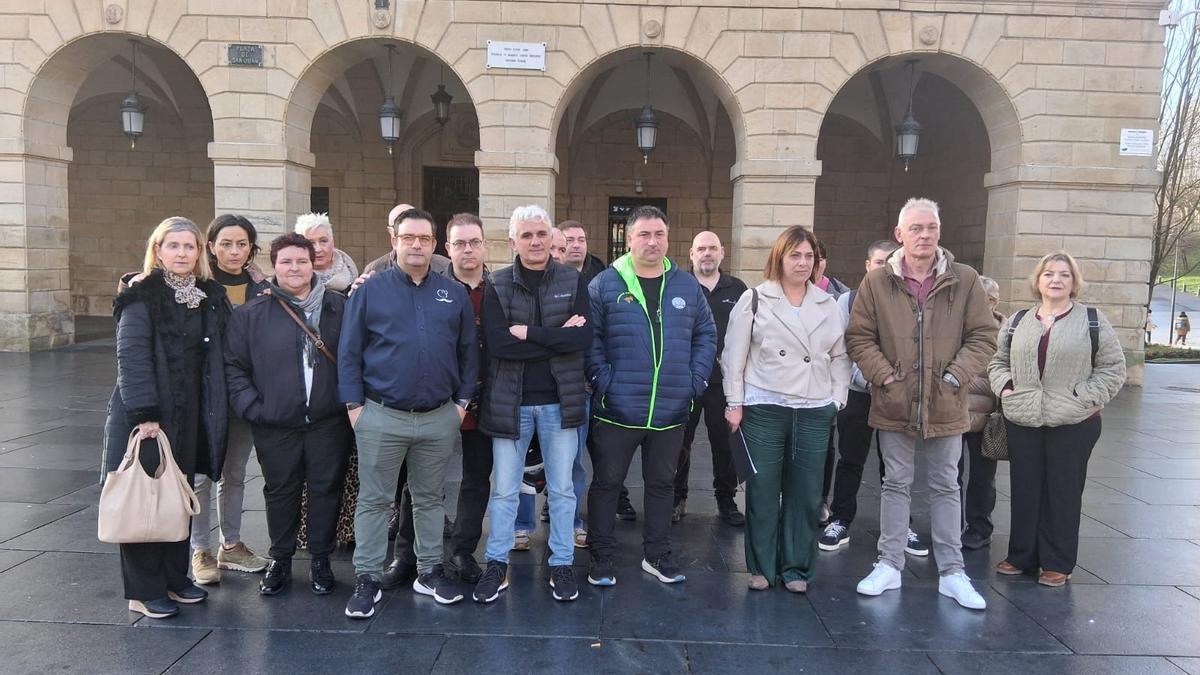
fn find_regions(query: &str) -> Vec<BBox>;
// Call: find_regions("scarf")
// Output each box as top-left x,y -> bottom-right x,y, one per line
163,270 -> 207,309
314,249 -> 357,293
271,275 -> 326,368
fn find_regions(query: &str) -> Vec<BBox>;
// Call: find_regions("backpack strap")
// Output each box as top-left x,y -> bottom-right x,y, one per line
1004,309 -> 1029,350
847,289 -> 857,315
1086,307 -> 1100,369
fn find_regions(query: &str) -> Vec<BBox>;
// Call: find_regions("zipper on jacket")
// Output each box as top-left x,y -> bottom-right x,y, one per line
643,272 -> 667,427
915,306 -> 924,433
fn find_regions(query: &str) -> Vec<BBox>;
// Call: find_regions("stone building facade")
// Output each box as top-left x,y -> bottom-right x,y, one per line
0,0 -> 1165,383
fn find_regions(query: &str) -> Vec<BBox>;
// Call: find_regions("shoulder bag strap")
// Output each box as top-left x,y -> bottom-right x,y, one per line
273,296 -> 337,366
1005,309 -> 1030,349
1086,307 -> 1099,369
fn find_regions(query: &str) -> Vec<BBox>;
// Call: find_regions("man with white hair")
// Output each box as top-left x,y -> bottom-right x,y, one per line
846,197 -> 996,610
471,205 -> 591,603
295,213 -> 358,292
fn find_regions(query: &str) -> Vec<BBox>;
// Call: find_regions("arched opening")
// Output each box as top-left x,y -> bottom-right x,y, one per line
815,54 -> 1018,288
24,35 -> 213,339
286,39 -> 478,266
553,49 -> 743,265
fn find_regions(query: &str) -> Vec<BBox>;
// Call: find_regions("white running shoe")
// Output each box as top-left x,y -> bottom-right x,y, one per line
856,562 -> 902,596
939,571 -> 987,610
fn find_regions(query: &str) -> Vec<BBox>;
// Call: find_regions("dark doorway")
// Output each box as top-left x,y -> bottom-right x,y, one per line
607,197 -> 668,262
423,167 -> 479,256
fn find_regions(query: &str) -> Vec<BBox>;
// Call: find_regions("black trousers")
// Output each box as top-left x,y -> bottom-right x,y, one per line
588,421 -> 685,560
675,380 -> 737,504
252,415 -> 352,560
120,435 -> 195,601
448,429 -> 494,558
959,431 -> 998,538
1005,416 -> 1101,574
828,389 -> 883,525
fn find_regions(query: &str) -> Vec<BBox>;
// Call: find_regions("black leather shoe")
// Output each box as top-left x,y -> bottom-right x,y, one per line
259,558 -> 291,596
448,554 -> 483,585
961,529 -> 992,550
717,499 -> 746,527
310,557 -> 336,595
381,555 -> 418,590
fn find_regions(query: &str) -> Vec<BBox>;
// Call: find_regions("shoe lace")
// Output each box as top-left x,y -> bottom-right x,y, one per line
480,564 -> 504,585
825,522 -> 847,537
907,530 -> 921,545
353,576 -> 375,596
551,566 -> 574,586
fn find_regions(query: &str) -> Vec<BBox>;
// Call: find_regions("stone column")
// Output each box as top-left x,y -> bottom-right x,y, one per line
209,142 -> 315,265
475,150 -> 558,266
984,165 -> 1158,385
729,158 -> 823,285
0,140 -> 73,351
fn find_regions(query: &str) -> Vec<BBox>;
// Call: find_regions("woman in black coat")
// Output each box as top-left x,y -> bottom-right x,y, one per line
102,216 -> 229,619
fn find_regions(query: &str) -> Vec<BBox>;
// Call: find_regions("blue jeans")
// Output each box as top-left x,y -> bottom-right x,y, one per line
487,404 -> 579,566
516,400 -> 589,531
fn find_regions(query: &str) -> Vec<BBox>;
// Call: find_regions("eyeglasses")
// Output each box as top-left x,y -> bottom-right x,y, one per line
399,234 -> 435,247
450,238 -> 484,250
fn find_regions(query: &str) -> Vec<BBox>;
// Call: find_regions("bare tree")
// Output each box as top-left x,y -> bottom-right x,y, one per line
1153,11 -> 1200,301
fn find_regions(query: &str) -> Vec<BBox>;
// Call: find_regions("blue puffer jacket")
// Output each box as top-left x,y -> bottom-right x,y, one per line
586,254 -> 717,430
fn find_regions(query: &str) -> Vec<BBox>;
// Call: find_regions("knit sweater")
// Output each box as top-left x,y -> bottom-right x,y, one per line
988,302 -> 1126,428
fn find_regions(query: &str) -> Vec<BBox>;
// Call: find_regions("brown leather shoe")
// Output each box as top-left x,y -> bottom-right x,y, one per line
1038,570 -> 1071,587
995,560 -> 1023,576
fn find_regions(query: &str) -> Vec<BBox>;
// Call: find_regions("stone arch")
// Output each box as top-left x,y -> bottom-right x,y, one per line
549,45 -> 747,162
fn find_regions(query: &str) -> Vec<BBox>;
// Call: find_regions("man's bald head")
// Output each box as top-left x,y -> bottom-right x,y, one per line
690,230 -> 724,276
388,203 -> 416,231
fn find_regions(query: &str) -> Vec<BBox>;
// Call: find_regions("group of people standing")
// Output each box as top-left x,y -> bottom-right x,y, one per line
102,195 -> 1126,621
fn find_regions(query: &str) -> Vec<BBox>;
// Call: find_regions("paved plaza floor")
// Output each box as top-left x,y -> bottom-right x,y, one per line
0,340 -> 1199,674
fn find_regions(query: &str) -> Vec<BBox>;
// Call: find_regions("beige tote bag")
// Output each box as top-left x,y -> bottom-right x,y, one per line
97,429 -> 201,544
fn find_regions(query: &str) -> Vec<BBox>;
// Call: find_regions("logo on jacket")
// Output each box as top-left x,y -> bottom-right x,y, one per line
435,289 -> 453,303
722,298 -> 737,304
618,292 -> 637,304
553,293 -> 572,299
672,297 -> 686,309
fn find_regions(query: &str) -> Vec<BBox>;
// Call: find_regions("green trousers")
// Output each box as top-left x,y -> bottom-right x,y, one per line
742,403 -> 837,585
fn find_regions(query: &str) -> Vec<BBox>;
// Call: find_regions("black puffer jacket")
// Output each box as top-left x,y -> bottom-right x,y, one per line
224,288 -> 347,427
102,270 -> 230,481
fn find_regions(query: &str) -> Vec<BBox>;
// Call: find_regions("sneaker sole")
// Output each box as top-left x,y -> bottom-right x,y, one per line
344,589 -> 383,619
856,576 -> 902,596
938,586 -> 986,609
167,591 -> 207,604
818,537 -> 850,552
218,561 -> 268,573
471,578 -> 509,603
129,601 -> 177,619
413,579 -> 464,605
904,547 -> 930,557
192,575 -> 220,585
641,559 -> 686,584
587,575 -> 616,587
549,578 -> 580,601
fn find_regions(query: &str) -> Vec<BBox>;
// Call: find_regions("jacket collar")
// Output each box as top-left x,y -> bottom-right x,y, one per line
613,254 -> 674,307
509,256 -> 561,291
756,280 -> 833,353
887,246 -> 952,280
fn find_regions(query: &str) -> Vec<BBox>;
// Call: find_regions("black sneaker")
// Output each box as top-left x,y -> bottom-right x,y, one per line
259,559 -> 291,596
642,554 -> 686,584
819,520 -> 850,551
905,529 -> 930,557
414,565 -> 465,605
540,501 -> 550,523
345,574 -> 382,619
167,584 -> 208,604
128,598 -> 178,619
961,528 -> 992,550
381,555 -> 418,590
448,554 -> 483,585
310,557 -> 335,595
617,494 -> 637,521
587,555 -> 616,587
549,565 -> 579,601
717,498 -> 745,527
671,500 -> 686,523
472,560 -> 509,603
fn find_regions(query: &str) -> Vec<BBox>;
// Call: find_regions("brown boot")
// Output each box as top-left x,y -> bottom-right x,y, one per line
995,560 -> 1023,576
1038,570 -> 1071,587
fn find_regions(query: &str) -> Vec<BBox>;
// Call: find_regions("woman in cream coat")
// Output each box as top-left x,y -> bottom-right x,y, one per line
722,226 -> 851,592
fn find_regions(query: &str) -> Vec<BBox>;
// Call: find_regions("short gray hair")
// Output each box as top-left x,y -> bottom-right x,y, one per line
979,275 -> 1000,300
508,205 -> 552,240
897,198 -> 940,228
295,212 -> 333,237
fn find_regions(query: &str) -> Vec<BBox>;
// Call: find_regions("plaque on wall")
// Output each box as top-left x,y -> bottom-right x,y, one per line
229,44 -> 263,67
485,41 -> 546,71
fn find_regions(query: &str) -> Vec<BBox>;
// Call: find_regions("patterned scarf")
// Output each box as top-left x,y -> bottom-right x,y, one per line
163,271 -> 207,309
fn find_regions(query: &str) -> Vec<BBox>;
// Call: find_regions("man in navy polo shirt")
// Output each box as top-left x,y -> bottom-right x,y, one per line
339,207 -> 479,615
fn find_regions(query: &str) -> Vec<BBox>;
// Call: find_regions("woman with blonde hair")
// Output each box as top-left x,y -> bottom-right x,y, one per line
102,216 -> 230,619
295,213 -> 358,292
989,251 -> 1126,587
722,226 -> 851,592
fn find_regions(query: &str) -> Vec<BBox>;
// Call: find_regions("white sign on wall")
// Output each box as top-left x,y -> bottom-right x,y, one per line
1119,128 -> 1154,156
486,41 -> 546,71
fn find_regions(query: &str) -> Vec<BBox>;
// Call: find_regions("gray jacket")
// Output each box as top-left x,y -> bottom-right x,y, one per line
988,302 -> 1126,428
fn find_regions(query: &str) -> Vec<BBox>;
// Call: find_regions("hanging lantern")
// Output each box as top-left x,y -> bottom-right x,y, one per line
634,52 -> 657,164
895,60 -> 922,172
121,41 -> 145,149
431,84 -> 453,127
379,45 -> 401,153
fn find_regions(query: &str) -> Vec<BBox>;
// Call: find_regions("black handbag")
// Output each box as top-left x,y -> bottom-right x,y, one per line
981,407 -> 1008,461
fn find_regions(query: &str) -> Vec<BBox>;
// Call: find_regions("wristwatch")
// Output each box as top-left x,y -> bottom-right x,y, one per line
456,398 -> 471,410
346,402 -> 363,411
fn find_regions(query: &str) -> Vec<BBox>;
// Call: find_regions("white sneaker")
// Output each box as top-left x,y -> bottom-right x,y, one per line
939,571 -> 987,610
856,562 -> 902,596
